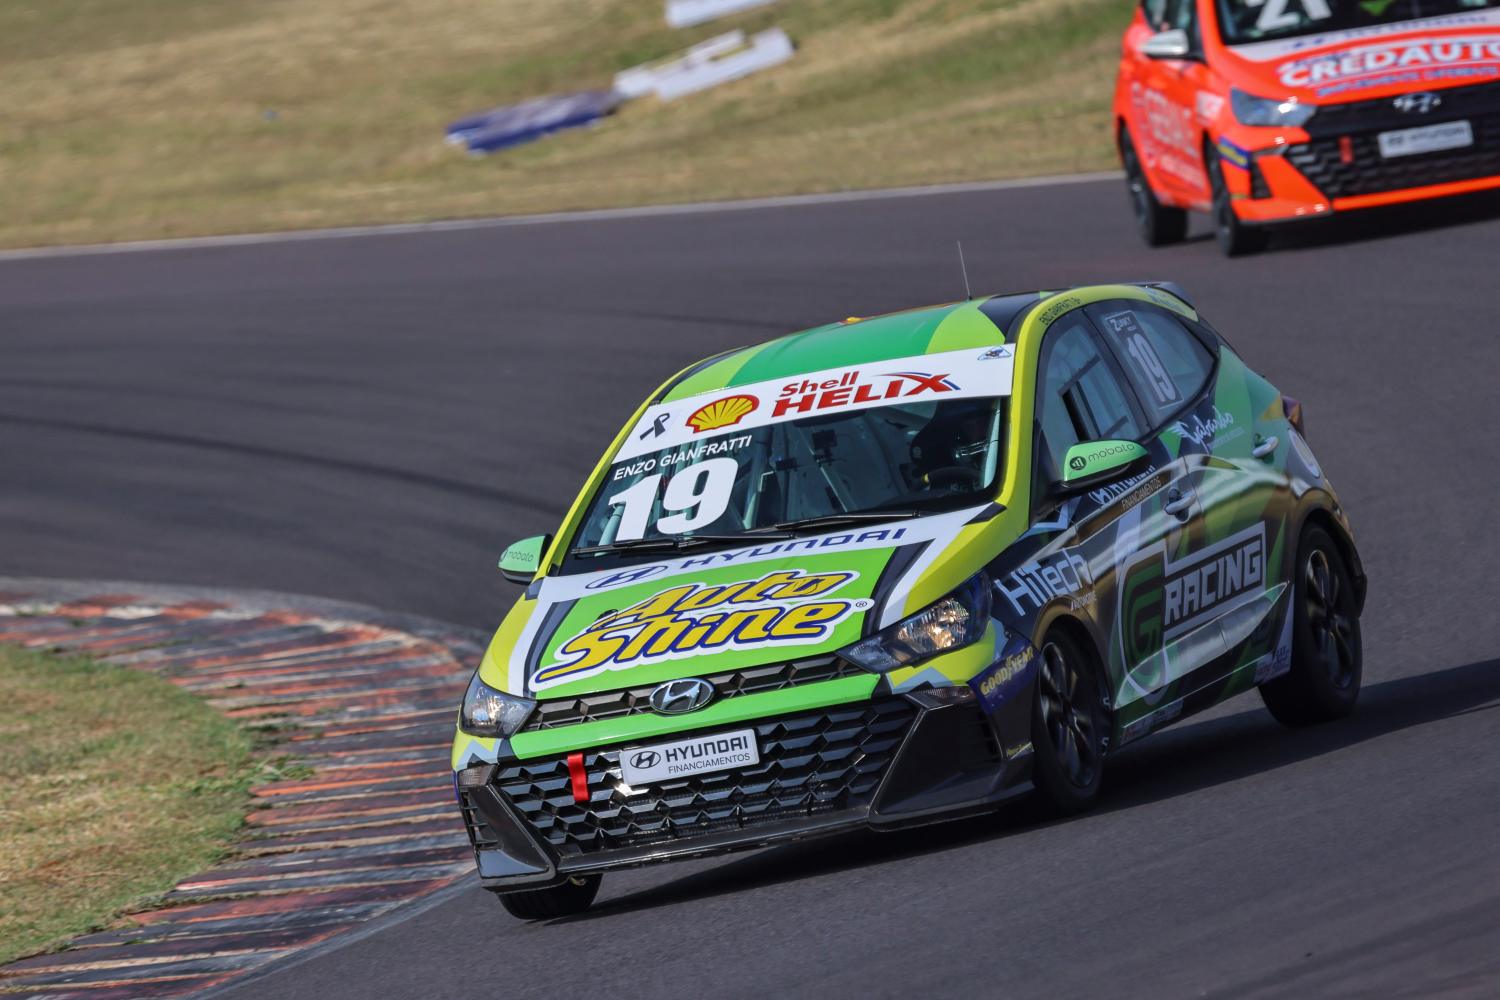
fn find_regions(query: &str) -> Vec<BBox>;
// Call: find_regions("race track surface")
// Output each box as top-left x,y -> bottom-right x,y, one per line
5,180 -> 1500,998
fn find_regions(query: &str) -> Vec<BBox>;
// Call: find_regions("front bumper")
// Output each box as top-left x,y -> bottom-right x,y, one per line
1221,78 -> 1500,224
456,691 -> 1033,891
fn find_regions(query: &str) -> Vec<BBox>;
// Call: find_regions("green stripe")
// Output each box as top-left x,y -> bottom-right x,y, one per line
508,674 -> 878,759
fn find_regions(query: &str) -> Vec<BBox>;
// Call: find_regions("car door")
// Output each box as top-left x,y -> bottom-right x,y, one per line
1003,307 -> 1208,747
1086,298 -> 1290,737
1130,0 -> 1214,208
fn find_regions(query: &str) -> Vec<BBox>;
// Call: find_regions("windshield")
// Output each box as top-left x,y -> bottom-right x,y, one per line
1215,1 -> 1500,46
565,394 -> 1006,564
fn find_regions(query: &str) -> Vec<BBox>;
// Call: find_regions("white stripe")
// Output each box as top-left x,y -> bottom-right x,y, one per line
0,171 -> 1121,263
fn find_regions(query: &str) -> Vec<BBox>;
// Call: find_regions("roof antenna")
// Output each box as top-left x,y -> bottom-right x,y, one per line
956,241 -> 973,301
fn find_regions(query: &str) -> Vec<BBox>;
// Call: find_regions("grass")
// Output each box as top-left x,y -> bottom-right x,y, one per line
0,645 -> 260,967
0,0 -> 1130,249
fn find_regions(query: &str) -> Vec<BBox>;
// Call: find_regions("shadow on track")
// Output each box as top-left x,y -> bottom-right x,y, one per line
556,658 -> 1500,923
1269,188 -> 1500,254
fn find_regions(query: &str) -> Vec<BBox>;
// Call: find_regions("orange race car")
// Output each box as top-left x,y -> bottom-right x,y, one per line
1114,1 -> 1500,254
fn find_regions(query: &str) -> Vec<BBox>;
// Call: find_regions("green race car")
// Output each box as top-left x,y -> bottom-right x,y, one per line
452,282 -> 1366,919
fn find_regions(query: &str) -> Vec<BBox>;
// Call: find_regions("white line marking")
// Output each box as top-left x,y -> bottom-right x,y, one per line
0,171 -> 1121,263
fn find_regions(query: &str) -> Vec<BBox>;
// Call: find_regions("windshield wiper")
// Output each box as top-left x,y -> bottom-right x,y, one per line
573,531 -> 795,556
770,510 -> 923,533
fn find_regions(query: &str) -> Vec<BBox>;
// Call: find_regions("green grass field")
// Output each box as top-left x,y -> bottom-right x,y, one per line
0,0 -> 1128,249
0,646 -> 260,966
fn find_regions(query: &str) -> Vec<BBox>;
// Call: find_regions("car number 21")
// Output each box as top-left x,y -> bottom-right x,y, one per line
607,457 -> 738,540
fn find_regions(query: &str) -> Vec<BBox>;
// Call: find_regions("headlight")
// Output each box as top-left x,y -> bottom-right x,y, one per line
840,573 -> 991,673
1230,87 -> 1315,127
458,672 -> 536,737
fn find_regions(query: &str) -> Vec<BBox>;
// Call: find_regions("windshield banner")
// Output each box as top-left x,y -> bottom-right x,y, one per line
616,345 -> 1015,462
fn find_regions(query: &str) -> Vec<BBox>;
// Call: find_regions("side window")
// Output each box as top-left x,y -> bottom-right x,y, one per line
1092,303 -> 1216,427
1142,0 -> 1169,29
1034,314 -> 1145,488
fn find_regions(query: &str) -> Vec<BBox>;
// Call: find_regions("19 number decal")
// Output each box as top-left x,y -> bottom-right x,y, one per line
607,458 -> 738,540
1106,311 -> 1181,409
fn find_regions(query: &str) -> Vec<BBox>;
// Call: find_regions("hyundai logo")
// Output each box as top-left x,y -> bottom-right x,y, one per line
628,750 -> 661,769
649,678 -> 715,715
1393,92 -> 1441,114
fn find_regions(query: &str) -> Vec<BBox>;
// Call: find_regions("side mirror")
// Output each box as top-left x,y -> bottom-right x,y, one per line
1054,440 -> 1151,497
1142,28 -> 1194,60
498,534 -> 552,584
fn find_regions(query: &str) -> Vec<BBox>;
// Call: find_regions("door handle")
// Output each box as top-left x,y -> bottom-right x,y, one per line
1252,435 -> 1279,460
1163,487 -> 1194,518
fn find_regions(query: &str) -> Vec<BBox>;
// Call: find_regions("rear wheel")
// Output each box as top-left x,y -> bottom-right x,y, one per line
1208,144 -> 1269,257
494,874 -> 601,920
1259,524 -> 1362,727
1031,627 -> 1106,813
1121,128 -> 1188,247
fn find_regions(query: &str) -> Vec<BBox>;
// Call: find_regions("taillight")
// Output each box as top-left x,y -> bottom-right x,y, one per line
1282,395 -> 1304,436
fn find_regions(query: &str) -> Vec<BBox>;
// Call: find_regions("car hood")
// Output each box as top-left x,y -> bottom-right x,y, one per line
477,505 -> 1015,700
1215,9 -> 1500,103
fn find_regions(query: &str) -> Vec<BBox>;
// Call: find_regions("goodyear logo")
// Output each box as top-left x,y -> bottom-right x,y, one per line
533,570 -> 864,688
971,642 -> 1036,713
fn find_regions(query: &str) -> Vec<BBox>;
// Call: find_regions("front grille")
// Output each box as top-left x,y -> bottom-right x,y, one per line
522,654 -> 863,731
495,699 -> 916,856
1286,81 -> 1500,199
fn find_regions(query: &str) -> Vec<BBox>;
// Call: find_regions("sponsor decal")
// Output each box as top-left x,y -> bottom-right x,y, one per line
615,346 -> 1014,461
585,564 -> 673,590
995,550 -> 1091,616
687,394 -> 758,433
971,640 -> 1037,714
1069,455 -> 1088,472
1086,466 -> 1161,509
1121,698 -> 1183,744
1077,441 -> 1139,468
1278,34 -> 1500,89
773,369 -> 958,417
1038,295 -> 1085,326
1119,525 -> 1268,673
1196,90 -> 1227,124
1216,138 -> 1252,170
620,728 -> 760,785
534,570 -> 864,688
1170,405 -> 1242,450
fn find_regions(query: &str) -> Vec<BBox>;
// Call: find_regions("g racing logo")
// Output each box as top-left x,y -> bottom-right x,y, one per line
533,570 -> 864,688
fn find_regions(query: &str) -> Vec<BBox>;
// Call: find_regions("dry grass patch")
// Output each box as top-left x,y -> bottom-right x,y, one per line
0,644 -> 259,966
0,0 -> 1130,248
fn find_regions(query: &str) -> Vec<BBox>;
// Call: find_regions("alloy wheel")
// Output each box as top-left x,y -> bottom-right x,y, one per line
1038,640 -> 1101,789
1304,548 -> 1357,691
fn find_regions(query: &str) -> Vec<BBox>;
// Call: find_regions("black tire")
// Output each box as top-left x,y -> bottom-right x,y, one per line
1121,128 -> 1188,247
494,874 -> 601,920
1259,524 -> 1362,727
1207,144 -> 1269,257
1031,627 -> 1107,813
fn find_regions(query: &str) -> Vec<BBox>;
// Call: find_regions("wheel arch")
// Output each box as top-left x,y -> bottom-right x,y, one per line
1297,506 -> 1368,616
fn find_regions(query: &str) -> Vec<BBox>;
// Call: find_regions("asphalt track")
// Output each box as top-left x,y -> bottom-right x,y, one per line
5,178 -> 1500,999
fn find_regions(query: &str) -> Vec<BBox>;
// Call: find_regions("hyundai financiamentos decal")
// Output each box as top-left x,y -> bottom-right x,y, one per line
1116,0 -> 1500,254
452,283 -> 1366,918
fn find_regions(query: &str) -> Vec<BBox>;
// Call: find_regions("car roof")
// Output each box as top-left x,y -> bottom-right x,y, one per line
656,282 -> 1192,404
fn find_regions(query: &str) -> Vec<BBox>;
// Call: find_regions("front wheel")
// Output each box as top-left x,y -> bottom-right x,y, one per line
1031,628 -> 1107,813
1207,144 -> 1269,257
494,874 -> 601,920
1259,524 -> 1362,727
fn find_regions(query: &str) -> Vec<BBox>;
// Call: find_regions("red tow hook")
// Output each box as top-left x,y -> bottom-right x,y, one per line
566,752 -> 590,803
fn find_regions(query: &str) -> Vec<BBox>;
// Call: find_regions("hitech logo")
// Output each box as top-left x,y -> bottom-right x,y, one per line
773,370 -> 958,418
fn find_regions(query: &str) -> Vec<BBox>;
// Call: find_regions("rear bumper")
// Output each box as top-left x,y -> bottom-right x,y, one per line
457,692 -> 1034,891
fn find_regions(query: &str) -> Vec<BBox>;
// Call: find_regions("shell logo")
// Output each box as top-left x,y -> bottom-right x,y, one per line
686,394 -> 758,433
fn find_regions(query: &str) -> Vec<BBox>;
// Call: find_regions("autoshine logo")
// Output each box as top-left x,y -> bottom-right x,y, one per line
534,570 -> 865,688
